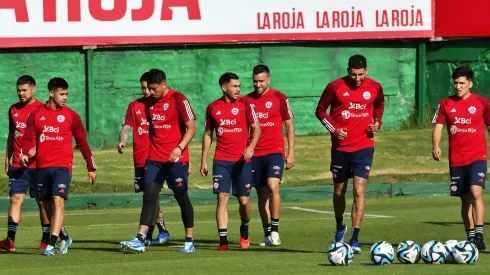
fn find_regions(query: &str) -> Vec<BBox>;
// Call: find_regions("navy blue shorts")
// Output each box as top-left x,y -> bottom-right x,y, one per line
251,153 -> 284,188
8,167 -> 38,198
144,160 -> 189,191
449,160 -> 486,197
212,160 -> 252,197
134,167 -> 145,193
36,167 -> 72,200
330,147 -> 374,183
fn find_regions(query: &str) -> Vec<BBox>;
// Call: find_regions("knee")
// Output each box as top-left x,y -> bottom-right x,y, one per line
217,193 -> 229,206
333,185 -> 346,197
268,182 -> 280,195
53,197 -> 64,208
10,194 -> 23,205
238,196 -> 250,206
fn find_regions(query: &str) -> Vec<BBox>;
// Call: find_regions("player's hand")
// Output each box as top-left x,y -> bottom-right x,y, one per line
334,128 -> 347,139
368,121 -> 380,133
118,142 -> 125,154
169,147 -> 182,163
88,171 -> 97,183
20,155 -> 29,168
432,146 -> 442,161
27,146 -> 36,158
285,151 -> 295,170
200,162 -> 208,176
243,145 -> 255,160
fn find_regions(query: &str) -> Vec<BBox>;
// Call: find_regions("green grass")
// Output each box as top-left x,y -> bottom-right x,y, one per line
2,127 -> 487,196
2,196 -> 490,274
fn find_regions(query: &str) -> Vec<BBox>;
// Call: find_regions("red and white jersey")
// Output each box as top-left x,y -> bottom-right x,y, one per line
316,76 -> 385,152
146,89 -> 196,163
122,97 -> 150,168
432,93 -> 490,167
205,97 -> 258,161
8,100 -> 43,168
244,89 -> 293,156
22,103 -> 96,172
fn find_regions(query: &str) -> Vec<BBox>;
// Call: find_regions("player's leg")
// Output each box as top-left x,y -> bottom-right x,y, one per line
235,161 -> 252,249
252,156 -> 272,246
450,165 -> 474,241
168,162 -> 195,253
470,160 -> 486,250
213,160 -> 232,250
348,147 -> 374,253
133,167 -> 155,246
265,153 -> 284,246
330,148 -> 349,243
26,168 -> 51,251
152,205 -> 170,245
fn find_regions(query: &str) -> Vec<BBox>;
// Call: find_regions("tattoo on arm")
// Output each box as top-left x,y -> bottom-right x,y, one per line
119,125 -> 132,143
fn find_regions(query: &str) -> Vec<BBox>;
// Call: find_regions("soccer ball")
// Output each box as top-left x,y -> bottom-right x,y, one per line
370,241 -> 395,265
328,242 -> 354,266
444,240 -> 458,263
452,241 -> 479,264
396,240 -> 421,264
421,240 -> 447,264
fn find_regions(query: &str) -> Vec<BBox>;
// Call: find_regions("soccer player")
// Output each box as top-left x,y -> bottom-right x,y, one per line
244,65 -> 295,246
200,72 -> 261,250
118,72 -> 170,246
21,77 -> 97,255
315,54 -> 385,253
0,75 -> 51,252
432,66 -> 489,251
120,69 -> 197,253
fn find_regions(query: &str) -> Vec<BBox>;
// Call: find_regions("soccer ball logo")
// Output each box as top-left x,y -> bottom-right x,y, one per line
231,108 -> 239,115
468,106 -> 476,114
450,125 -> 457,134
363,91 -> 371,100
57,115 -> 65,122
341,110 -> 351,119
163,103 -> 169,110
265,101 -> 273,108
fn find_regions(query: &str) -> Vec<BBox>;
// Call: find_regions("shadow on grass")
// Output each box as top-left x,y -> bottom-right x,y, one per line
423,221 -> 490,226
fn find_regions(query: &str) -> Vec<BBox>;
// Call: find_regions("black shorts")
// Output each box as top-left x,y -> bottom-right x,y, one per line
449,160 -> 486,196
330,147 -> 374,183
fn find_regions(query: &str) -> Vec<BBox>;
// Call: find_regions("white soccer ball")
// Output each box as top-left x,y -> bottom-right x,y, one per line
421,240 -> 447,264
396,240 -> 421,264
370,241 -> 395,265
328,242 -> 354,266
444,240 -> 458,263
452,241 -> 479,264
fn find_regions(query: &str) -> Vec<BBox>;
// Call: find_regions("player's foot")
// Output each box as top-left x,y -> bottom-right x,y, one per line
42,245 -> 55,256
349,239 -> 361,254
0,238 -> 15,252
271,231 -> 281,246
121,238 -> 145,253
57,236 -> 73,255
334,224 -> 348,243
240,237 -> 250,249
259,236 -> 272,247
39,241 -> 48,251
151,232 -> 170,245
475,235 -> 486,251
217,243 -> 229,250
181,242 -> 195,253
144,235 -> 152,246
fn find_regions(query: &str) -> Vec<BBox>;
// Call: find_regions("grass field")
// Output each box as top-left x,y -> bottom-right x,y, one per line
1,127 -> 479,196
1,196 -> 490,274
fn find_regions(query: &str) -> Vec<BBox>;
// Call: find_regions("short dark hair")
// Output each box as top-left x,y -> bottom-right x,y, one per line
17,75 -> 36,86
348,54 -> 367,69
253,64 -> 270,75
452,66 -> 474,81
219,72 -> 239,86
146,69 -> 166,84
47,77 -> 69,91
140,71 -> 150,83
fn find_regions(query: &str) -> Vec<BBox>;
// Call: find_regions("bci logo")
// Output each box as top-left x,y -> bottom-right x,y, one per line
43,125 -> 59,133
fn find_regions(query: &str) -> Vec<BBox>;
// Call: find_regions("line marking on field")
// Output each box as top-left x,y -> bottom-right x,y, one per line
0,209 -> 212,219
287,206 -> 393,218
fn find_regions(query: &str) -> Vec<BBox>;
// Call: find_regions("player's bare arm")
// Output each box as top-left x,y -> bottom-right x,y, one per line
284,119 -> 295,169
200,129 -> 213,176
118,125 -> 132,154
5,130 -> 14,174
169,119 -> 196,163
432,123 -> 444,161
244,122 -> 261,160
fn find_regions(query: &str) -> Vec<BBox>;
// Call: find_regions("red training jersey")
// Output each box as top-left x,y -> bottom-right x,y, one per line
146,89 -> 196,163
315,76 -> 385,152
205,97 -> 259,162
244,89 -> 293,157
8,100 -> 43,168
432,93 -> 490,167
21,103 -> 97,172
122,97 -> 150,168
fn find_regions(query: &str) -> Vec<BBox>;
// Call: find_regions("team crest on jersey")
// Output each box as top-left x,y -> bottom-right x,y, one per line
468,106 -> 476,114
341,110 -> 351,119
57,115 -> 65,122
450,125 -> 458,135
217,127 -> 224,135
231,107 -> 239,115
163,103 -> 169,110
265,101 -> 273,108
363,91 -> 371,100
